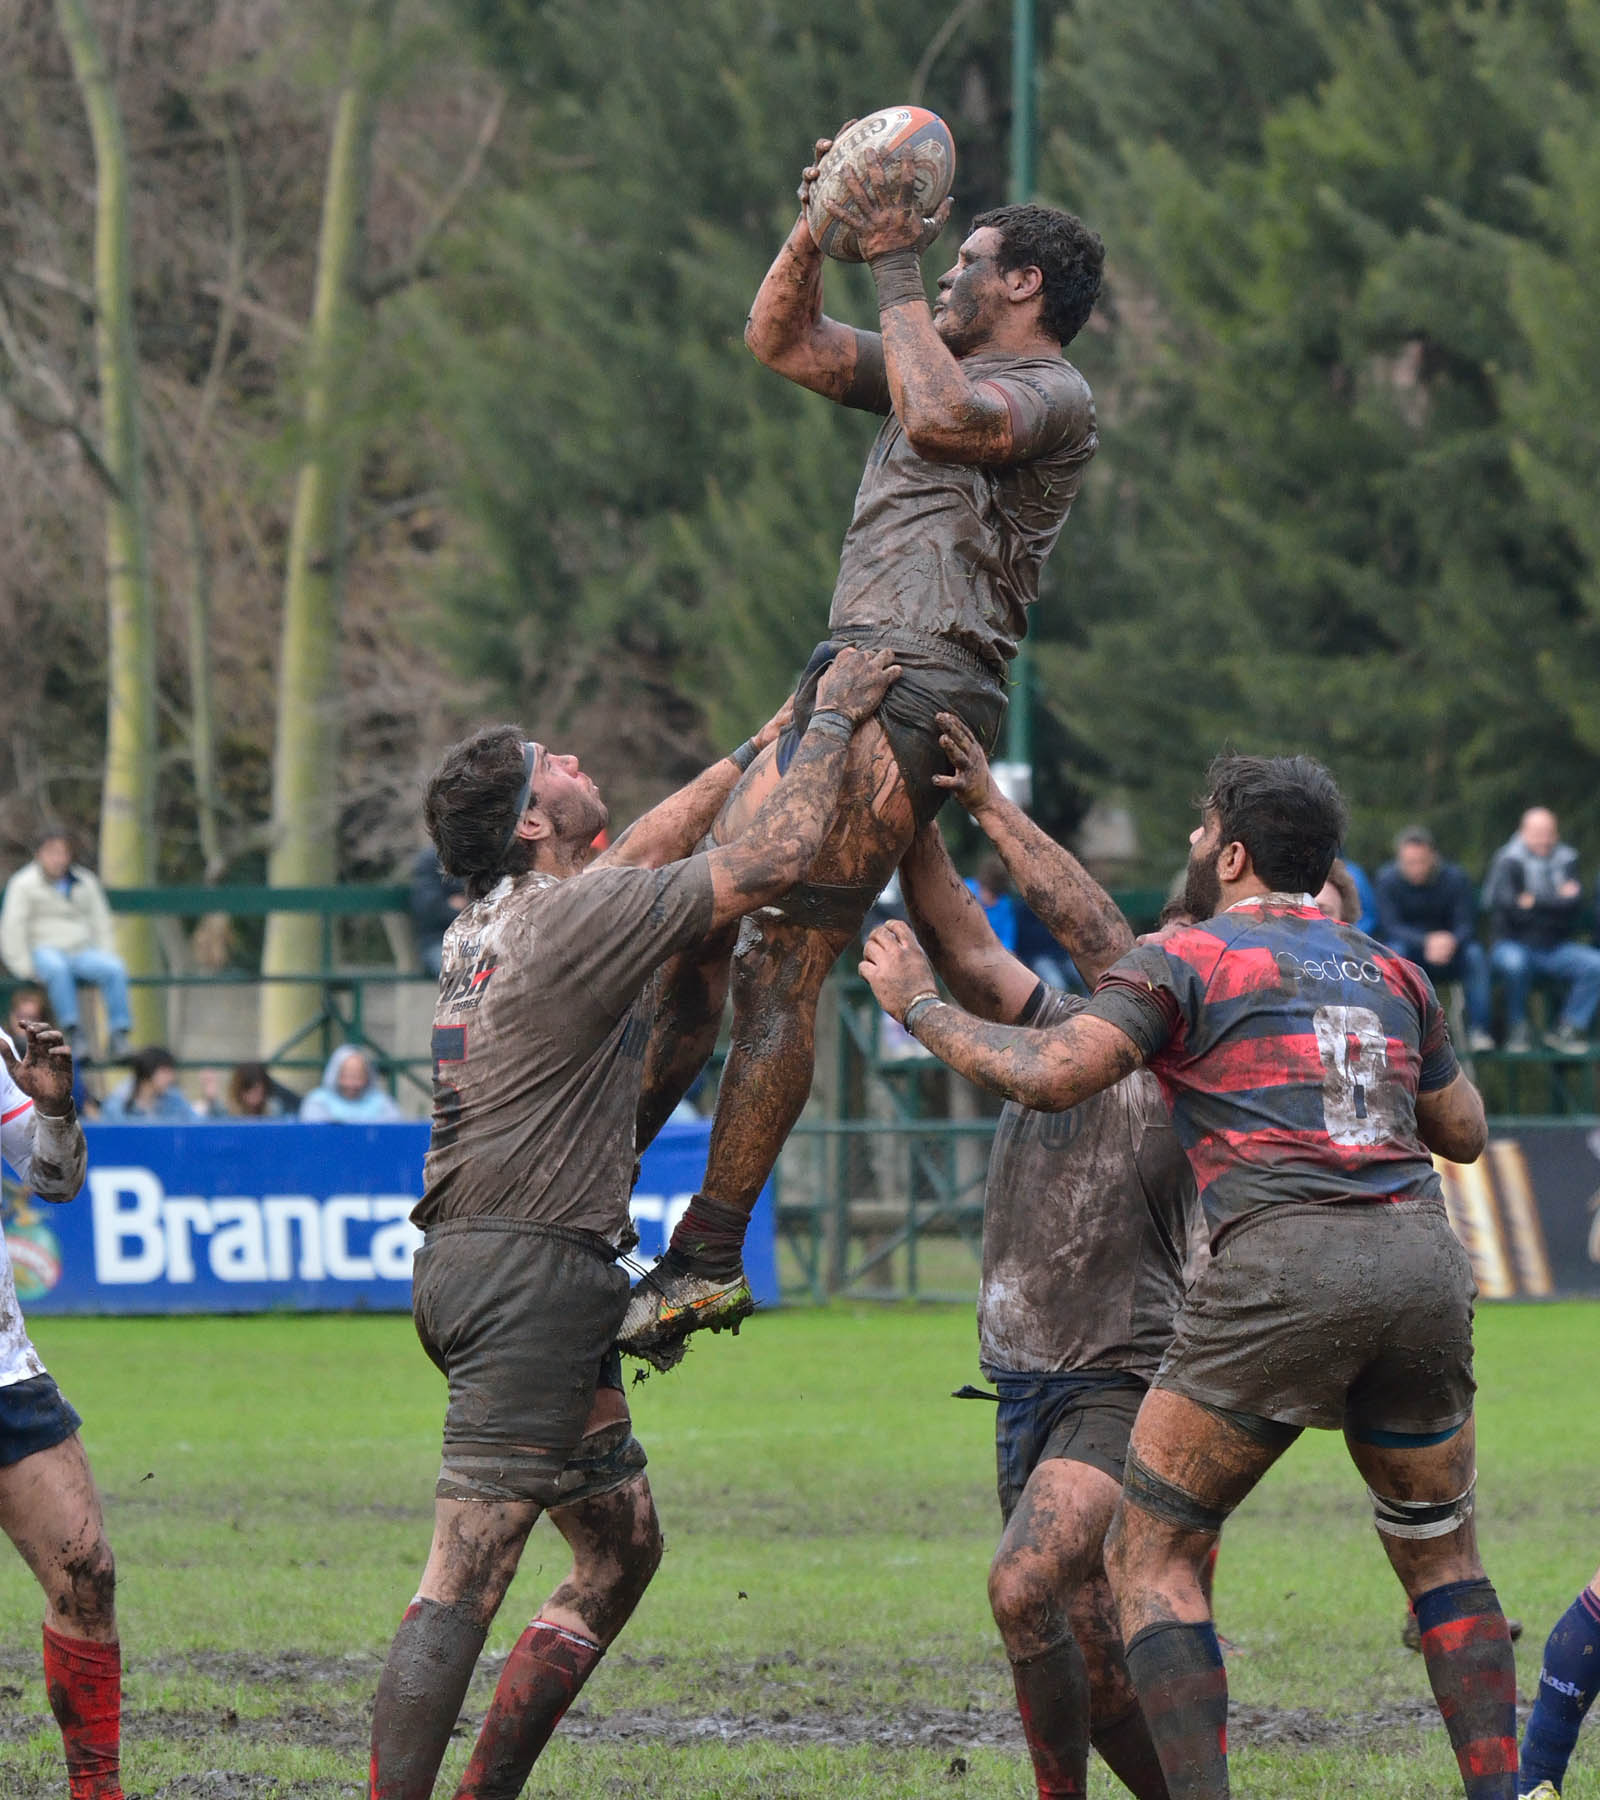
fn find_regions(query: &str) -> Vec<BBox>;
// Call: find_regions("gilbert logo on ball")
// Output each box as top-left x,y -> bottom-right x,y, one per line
806,106 -> 956,263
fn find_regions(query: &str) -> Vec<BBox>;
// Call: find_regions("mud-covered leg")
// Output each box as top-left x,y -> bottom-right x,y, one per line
0,1433 -> 124,1800
1105,1391 -> 1296,1799
451,1469 -> 662,1800
635,926 -> 739,1155
1073,1571 -> 1169,1800
620,720 -> 915,1364
370,1497 -> 537,1800
1347,1420 -> 1517,1800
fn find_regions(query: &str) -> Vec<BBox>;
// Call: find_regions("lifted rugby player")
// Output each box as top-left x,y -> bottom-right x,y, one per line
1,1022 -> 122,1800
861,754 -> 1516,1800
368,647 -> 898,1800
621,130 -> 1105,1366
900,713 -> 1194,1799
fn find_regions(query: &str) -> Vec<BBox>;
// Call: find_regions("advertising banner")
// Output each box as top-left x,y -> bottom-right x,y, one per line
1435,1126 -> 1600,1299
2,1117 -> 777,1316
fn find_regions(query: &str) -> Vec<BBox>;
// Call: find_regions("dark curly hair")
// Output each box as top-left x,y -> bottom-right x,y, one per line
971,204 -> 1105,347
423,723 -> 536,901
1204,754 -> 1350,897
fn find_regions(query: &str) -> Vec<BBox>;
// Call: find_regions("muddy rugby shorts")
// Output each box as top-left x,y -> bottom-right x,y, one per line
778,630 -> 1007,831
1154,1197 -> 1476,1441
412,1218 -> 646,1508
991,1371 -> 1148,1522
0,1371 -> 82,1467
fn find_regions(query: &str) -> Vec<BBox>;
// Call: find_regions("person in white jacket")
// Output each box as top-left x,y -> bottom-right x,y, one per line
0,1020 -> 126,1800
0,828 -> 132,1063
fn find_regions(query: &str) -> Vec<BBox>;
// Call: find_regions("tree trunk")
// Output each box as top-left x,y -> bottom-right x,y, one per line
54,0 -> 163,1044
259,0 -> 395,1067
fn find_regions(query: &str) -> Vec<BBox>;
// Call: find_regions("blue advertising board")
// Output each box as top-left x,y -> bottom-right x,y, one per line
2,1118 -> 777,1315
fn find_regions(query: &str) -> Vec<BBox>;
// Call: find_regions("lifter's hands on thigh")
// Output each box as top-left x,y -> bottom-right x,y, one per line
812,645 -> 901,724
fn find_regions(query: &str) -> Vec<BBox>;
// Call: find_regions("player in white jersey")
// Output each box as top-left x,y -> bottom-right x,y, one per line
1,1022 -> 124,1800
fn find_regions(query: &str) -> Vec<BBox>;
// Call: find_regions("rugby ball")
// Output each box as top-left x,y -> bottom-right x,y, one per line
806,107 -> 957,263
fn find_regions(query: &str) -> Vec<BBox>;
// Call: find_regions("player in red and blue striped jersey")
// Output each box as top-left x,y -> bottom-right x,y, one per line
861,751 -> 1516,1800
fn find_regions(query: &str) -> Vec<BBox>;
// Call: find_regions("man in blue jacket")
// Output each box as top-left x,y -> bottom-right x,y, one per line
1375,829 -> 1494,1053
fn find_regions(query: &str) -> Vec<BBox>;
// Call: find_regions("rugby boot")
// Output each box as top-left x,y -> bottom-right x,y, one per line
618,1257 -> 755,1371
1519,1785 -> 1559,1799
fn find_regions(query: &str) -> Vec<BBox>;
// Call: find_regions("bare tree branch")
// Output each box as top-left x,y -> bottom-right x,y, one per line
910,0 -> 988,105
358,86 -> 505,304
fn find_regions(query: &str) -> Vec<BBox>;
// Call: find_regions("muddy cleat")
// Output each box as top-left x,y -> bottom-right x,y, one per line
1520,1785 -> 1559,1799
618,1260 -> 754,1370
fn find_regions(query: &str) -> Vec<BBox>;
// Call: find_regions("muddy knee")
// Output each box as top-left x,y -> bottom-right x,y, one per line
989,1550 -> 1069,1652
53,1535 -> 116,1632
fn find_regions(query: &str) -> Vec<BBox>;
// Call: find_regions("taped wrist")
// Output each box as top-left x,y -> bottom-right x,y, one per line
903,993 -> 944,1035
729,738 -> 759,773
28,1107 -> 87,1203
806,708 -> 853,744
870,248 -> 926,312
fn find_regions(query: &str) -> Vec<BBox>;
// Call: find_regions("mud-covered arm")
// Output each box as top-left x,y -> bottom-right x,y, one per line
1,1026 -> 86,1203
1416,1073 -> 1488,1164
744,214 -> 887,409
598,698 -> 793,872
702,648 -> 900,930
899,823 -> 1036,1024
933,713 -> 1133,986
819,150 -> 1019,463
860,919 -> 1145,1109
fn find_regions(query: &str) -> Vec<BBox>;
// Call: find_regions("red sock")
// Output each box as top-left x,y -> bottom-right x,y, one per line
42,1625 -> 123,1800
452,1619 -> 602,1799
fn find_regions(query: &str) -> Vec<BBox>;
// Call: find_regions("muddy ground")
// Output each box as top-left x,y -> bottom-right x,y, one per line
0,1642 -> 1464,1796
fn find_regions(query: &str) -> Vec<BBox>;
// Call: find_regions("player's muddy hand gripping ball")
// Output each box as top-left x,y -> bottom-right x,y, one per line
804,106 -> 956,262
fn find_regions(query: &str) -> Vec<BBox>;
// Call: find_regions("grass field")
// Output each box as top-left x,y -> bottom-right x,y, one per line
0,1301 -> 1595,1798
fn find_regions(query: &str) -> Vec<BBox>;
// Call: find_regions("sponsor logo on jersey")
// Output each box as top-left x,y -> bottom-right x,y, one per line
1276,950 -> 1384,985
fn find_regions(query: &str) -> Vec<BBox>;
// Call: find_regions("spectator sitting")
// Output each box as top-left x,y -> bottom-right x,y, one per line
227,1060 -> 302,1119
1485,806 -> 1600,1054
0,826 -> 133,1063
4,981 -> 95,1116
409,845 -> 465,980
1313,858 -> 1364,927
101,1046 -> 199,1122
1374,828 -> 1495,1053
299,1045 -> 401,1123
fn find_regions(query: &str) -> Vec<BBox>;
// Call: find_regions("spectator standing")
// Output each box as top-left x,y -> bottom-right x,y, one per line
0,829 -> 132,1063
299,1045 -> 401,1123
1376,829 -> 1495,1053
1485,807 -> 1600,1053
101,1047 -> 198,1122
410,846 -> 465,980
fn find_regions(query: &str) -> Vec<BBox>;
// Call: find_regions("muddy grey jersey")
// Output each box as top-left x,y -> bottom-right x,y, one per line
979,987 -> 1198,1378
415,860 -> 714,1241
832,343 -> 1097,673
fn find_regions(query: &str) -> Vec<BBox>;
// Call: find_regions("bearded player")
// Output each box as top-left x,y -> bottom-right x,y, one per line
1,1022 -> 122,1800
622,131 -> 1104,1362
901,714 -> 1191,1800
860,754 -> 1517,1800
